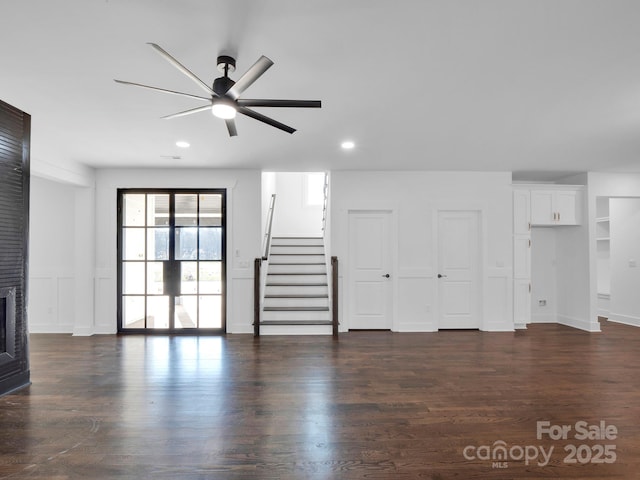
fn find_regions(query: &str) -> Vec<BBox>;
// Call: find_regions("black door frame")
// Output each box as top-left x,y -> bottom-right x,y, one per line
117,188 -> 227,334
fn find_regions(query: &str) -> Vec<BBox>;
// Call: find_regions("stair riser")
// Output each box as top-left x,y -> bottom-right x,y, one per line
259,324 -> 333,336
264,297 -> 329,308
268,264 -> 326,274
270,245 -> 324,255
267,274 -> 327,284
265,285 -> 328,296
271,237 -> 324,246
262,310 -> 331,321
268,254 -> 325,264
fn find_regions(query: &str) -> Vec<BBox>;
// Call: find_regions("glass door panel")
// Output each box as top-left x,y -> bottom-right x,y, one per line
118,190 -> 226,333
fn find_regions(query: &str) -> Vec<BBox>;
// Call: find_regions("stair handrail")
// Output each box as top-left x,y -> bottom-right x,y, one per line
262,194 -> 276,260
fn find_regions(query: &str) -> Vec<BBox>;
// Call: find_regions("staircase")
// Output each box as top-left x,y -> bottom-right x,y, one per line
260,236 -> 333,335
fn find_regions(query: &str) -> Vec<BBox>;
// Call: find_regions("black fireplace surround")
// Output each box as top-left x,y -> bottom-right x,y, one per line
0,99 -> 31,395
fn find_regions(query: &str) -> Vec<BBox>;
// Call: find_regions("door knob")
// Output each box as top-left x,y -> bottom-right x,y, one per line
382,274 -> 390,278
437,274 -> 447,278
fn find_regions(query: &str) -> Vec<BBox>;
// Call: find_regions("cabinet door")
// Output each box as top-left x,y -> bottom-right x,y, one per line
514,279 -> 531,326
531,190 -> 555,225
556,190 -> 579,225
513,189 -> 531,235
514,236 -> 531,279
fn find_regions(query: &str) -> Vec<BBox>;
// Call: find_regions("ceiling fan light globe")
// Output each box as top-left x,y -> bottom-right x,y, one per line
211,103 -> 236,119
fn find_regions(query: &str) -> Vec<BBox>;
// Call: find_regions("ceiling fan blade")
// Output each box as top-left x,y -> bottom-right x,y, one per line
147,43 -> 215,96
238,107 -> 296,134
225,118 -> 238,137
161,104 -> 212,120
236,99 -> 322,108
226,56 -> 274,100
114,80 -> 211,101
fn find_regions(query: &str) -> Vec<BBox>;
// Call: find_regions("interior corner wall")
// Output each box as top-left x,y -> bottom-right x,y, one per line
271,172 -> 323,237
587,172 -> 640,329
609,198 -> 640,326
261,172 -> 276,242
29,176 -> 76,333
94,168 -> 262,334
530,228 -> 557,323
330,171 -> 513,332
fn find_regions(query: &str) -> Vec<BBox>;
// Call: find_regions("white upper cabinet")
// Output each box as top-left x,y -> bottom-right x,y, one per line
530,188 -> 582,226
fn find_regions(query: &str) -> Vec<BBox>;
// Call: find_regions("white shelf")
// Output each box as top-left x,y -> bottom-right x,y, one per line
596,237 -> 610,241
596,217 -> 610,223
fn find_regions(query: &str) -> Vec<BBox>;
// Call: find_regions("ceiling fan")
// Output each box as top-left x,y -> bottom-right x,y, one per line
115,43 -> 321,136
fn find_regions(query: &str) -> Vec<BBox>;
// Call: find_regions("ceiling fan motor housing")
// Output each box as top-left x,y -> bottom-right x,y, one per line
213,76 -> 235,96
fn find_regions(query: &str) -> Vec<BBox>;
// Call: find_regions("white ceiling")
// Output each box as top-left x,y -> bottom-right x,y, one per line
2,0 -> 640,175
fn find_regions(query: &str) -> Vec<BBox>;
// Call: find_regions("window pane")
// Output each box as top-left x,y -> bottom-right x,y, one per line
123,228 -> 145,260
200,194 -> 222,226
199,262 -> 221,294
199,295 -> 222,328
123,296 -> 145,328
199,228 -> 222,260
147,262 -> 164,295
175,296 -> 197,329
180,262 -> 198,294
175,194 -> 197,226
147,296 -> 169,328
123,194 -> 145,226
175,227 -> 197,260
148,228 -> 169,260
147,194 -> 169,226
123,262 -> 145,294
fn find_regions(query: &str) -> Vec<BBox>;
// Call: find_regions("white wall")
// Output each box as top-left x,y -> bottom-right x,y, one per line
29,176 -> 76,332
331,171 -> 513,332
609,198 -> 640,326
530,228 -> 557,323
271,172 -> 324,237
261,172 -> 276,249
94,168 -> 262,334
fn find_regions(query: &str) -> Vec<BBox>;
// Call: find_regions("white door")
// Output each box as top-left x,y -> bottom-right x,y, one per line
348,211 -> 393,329
436,211 -> 482,329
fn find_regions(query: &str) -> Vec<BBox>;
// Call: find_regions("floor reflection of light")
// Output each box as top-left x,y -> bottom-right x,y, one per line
119,336 -> 227,437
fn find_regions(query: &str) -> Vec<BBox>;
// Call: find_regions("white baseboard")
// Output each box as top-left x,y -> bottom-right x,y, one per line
607,313 -> 640,328
557,314 -> 601,332
396,322 -> 438,333
72,326 -> 94,336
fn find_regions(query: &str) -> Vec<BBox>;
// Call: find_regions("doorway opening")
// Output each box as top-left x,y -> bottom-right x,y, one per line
117,189 -> 226,333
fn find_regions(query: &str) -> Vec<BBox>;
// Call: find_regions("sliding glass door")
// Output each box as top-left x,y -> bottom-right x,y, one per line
117,189 -> 226,333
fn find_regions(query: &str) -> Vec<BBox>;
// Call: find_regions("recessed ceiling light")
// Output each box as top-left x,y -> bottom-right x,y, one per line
341,140 -> 355,150
176,141 -> 190,148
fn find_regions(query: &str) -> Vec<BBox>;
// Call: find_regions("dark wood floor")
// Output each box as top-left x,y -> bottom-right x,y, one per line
1,321 -> 639,479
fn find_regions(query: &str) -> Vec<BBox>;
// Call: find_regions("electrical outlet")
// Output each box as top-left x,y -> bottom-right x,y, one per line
538,300 -> 547,307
